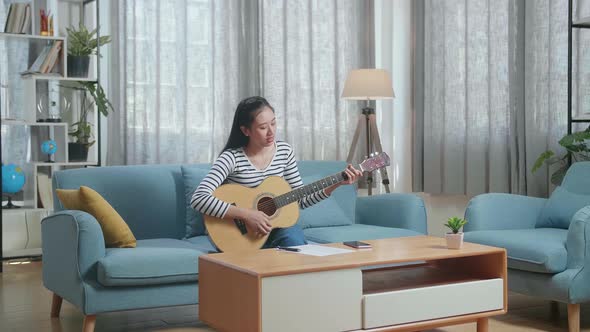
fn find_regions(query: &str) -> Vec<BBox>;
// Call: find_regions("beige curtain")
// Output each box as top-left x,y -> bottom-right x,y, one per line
414,0 -> 590,197
108,0 -> 373,165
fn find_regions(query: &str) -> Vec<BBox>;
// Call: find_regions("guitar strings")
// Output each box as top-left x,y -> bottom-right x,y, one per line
255,162 -> 382,211
255,182 -> 326,210
241,161 -> 384,217
254,173 -> 345,212
255,170 -> 356,210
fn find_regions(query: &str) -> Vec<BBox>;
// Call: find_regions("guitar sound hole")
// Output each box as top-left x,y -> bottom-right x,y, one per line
257,197 -> 277,216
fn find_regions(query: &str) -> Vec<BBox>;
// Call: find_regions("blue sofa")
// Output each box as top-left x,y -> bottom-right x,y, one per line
42,161 -> 426,331
464,161 -> 590,332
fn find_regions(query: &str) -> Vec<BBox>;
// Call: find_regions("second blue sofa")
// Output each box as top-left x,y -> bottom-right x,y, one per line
464,161 -> 590,332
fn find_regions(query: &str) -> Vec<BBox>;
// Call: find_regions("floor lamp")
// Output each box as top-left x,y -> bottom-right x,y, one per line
342,69 -> 395,195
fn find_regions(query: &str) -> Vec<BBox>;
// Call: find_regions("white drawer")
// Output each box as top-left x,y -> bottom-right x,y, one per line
262,269 -> 362,332
363,278 -> 503,328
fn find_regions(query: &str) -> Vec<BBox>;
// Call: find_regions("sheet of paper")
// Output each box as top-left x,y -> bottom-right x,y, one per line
290,244 -> 355,256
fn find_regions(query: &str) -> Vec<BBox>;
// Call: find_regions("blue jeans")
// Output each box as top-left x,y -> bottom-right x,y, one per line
262,224 -> 307,248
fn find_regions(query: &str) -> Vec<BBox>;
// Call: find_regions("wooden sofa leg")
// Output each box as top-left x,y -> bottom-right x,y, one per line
83,315 -> 96,332
51,293 -> 63,318
476,317 -> 489,332
568,303 -> 580,332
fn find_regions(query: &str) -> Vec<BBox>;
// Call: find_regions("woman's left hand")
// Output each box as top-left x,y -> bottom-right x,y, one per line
324,164 -> 364,196
342,164 -> 363,185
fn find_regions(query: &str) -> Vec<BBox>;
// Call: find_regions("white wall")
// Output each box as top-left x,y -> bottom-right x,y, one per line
374,1 -> 472,235
374,0 -> 413,193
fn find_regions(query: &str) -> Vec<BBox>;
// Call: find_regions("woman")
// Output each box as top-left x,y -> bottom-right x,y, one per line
191,96 -> 363,248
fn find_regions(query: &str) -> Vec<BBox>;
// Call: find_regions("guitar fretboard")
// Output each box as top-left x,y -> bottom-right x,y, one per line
273,172 -> 347,208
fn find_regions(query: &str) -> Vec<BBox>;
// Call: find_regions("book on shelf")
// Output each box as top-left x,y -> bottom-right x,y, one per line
37,173 -> 53,209
21,40 -> 62,76
21,4 -> 31,33
3,3 -> 13,32
23,44 -> 51,73
3,3 -> 31,34
39,40 -> 62,73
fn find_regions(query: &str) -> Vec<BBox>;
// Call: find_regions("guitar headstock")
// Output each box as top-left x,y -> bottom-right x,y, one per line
359,152 -> 390,172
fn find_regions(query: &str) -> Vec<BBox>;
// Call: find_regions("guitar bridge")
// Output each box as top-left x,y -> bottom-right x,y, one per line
230,203 -> 248,235
234,219 -> 248,235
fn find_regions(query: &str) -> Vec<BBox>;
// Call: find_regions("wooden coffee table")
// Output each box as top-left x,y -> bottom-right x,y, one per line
199,236 -> 507,332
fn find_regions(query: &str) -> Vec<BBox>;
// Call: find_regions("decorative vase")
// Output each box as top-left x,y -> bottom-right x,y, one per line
445,232 -> 464,249
68,142 -> 88,161
67,55 -> 90,77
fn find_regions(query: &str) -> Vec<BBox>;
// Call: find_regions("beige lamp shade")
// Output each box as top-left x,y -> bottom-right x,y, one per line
341,69 -> 395,100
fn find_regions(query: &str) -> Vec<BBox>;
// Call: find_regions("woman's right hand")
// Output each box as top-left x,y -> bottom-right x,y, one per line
242,209 -> 273,236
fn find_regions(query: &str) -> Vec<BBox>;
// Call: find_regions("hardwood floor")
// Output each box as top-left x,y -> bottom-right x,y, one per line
1,260 -> 588,332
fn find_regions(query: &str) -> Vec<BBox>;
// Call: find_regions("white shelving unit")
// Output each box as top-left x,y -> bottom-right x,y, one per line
1,0 -> 101,263
0,32 -> 65,40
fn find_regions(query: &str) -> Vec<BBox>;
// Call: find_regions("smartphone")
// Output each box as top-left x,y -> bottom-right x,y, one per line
343,241 -> 372,249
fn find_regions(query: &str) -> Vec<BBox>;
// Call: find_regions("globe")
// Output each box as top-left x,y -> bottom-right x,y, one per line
41,139 -> 58,155
2,164 -> 26,194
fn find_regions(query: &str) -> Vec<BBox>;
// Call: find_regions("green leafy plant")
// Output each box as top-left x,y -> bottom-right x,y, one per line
532,127 -> 590,185
66,23 -> 111,57
444,217 -> 468,234
65,82 -> 114,146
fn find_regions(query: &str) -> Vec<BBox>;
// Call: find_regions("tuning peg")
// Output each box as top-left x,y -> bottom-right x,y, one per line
375,152 -> 379,155
369,153 -> 374,157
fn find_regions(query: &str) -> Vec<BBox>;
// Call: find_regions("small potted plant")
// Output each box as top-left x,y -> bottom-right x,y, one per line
444,217 -> 468,249
65,81 -> 113,161
66,24 -> 111,77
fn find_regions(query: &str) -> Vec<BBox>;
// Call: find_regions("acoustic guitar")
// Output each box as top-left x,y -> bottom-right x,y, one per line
204,153 -> 390,253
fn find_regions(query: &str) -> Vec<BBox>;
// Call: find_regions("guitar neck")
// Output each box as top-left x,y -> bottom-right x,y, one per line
274,166 -> 359,208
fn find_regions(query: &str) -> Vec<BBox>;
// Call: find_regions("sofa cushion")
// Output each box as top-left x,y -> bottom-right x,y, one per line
296,162 -> 356,229
303,224 -> 421,244
53,165 -> 190,240
561,161 -> 590,195
97,238 -> 204,287
57,186 -> 137,248
181,165 -> 211,238
465,228 -> 568,273
184,235 -> 217,253
536,186 -> 590,229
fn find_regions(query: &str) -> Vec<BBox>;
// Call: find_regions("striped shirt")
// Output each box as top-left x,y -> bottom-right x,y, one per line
191,141 -> 329,219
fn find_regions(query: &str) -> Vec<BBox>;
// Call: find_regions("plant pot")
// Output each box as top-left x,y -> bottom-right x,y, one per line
445,232 -> 464,249
68,142 -> 89,161
67,55 -> 90,78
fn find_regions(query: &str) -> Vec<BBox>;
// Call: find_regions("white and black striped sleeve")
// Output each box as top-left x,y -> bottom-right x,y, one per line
191,150 -> 235,219
283,147 -> 329,209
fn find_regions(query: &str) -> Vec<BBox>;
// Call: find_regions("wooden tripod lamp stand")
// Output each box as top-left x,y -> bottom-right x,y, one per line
342,69 -> 395,195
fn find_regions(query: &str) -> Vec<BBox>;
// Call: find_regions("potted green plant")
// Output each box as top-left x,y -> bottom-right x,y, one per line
444,217 -> 468,249
532,127 -> 590,185
66,24 -> 111,77
66,81 -> 114,161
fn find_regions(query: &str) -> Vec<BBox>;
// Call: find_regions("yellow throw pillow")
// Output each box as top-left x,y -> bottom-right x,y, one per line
56,186 -> 137,248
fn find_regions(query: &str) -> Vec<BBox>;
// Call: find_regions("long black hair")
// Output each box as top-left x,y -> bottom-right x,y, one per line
222,96 -> 275,152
